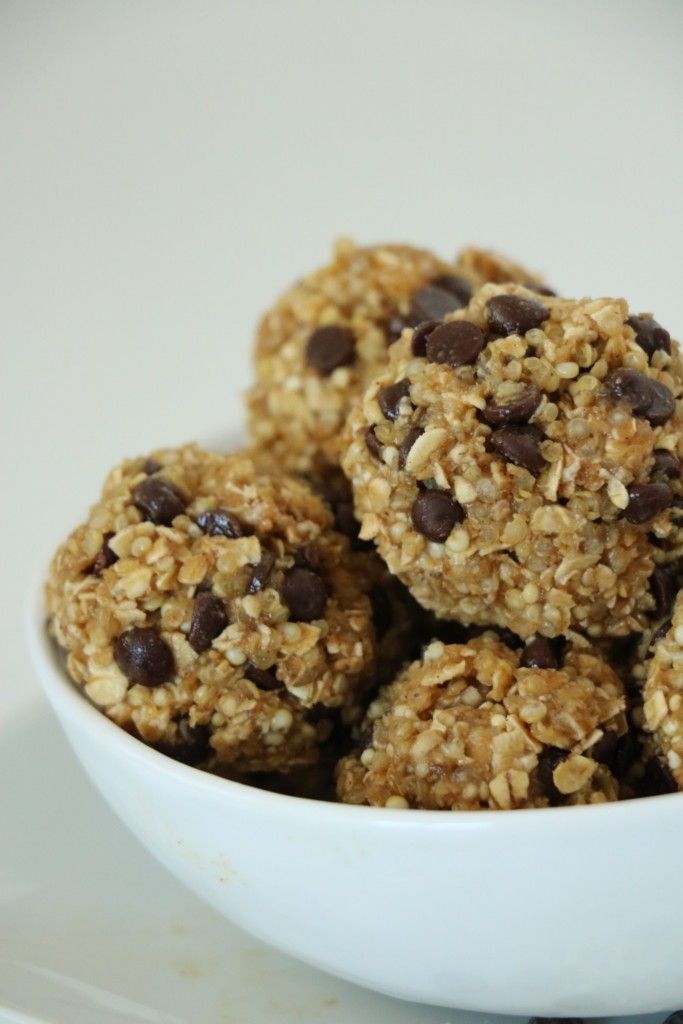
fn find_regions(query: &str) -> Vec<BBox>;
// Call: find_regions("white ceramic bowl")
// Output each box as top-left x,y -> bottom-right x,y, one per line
28,587 -> 683,1018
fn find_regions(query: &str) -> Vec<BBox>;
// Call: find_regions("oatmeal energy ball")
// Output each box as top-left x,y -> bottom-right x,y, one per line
337,634 -> 626,810
46,445 -> 375,773
343,284 -> 683,639
248,239 -> 545,476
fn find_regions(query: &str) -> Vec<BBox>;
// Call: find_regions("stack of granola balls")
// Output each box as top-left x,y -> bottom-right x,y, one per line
47,240 -> 683,809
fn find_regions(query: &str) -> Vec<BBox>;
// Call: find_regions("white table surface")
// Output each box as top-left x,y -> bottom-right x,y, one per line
2,2 -> 682,1021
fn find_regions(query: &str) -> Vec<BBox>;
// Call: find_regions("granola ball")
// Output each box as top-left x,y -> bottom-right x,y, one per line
46,445 -> 375,773
247,239 -> 544,476
336,634 -> 626,810
343,284 -> 683,639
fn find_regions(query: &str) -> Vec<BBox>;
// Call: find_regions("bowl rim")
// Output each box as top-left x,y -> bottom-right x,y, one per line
28,572 -> 683,829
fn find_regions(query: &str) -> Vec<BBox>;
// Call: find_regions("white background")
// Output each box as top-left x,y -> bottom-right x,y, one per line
1,2 -> 682,1022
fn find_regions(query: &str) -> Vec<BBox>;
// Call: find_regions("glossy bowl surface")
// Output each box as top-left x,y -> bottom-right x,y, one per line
28,587 -> 683,1017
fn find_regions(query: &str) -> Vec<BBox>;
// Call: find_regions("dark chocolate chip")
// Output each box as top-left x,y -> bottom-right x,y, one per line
482,385 -> 542,427
520,637 -> 560,670
365,425 -> 383,460
650,567 -> 676,619
590,730 -> 619,768
411,319 -> 441,357
91,533 -> 117,575
488,425 -> 546,475
604,368 -> 655,416
333,501 -> 360,542
245,662 -> 282,691
281,567 -> 328,622
640,756 -> 678,796
188,592 -> 228,653
143,459 -> 162,474
196,508 -> 247,538
525,283 -> 557,297
534,747 -> 568,805
652,449 -> 681,478
369,585 -> 393,640
529,1018 -> 584,1024
386,315 -> 408,345
646,380 -> 676,426
132,476 -> 187,526
398,426 -> 424,470
158,717 -> 211,766
425,321 -> 485,368
305,325 -> 356,376
650,618 -> 672,648
627,315 -> 671,359
486,294 -> 549,336
624,482 -> 673,524
378,378 -> 411,421
411,491 -> 465,543
293,543 -> 325,574
429,273 -> 473,306
410,285 -> 467,322
248,550 -> 276,593
114,627 -> 174,687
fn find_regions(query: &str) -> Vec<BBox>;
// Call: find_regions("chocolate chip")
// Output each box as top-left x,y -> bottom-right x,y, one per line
534,747 -> 568,805
627,315 -> 671,359
640,756 -> 678,796
646,379 -> 676,426
143,459 -> 161,474
386,315 -> 408,345
525,283 -> 557,297
604,368 -> 675,426
605,368 -> 654,415
188,592 -> 228,653
488,425 -> 546,475
196,508 -> 247,538
624,482 -> 673,524
411,491 -> 465,543
650,567 -> 676,619
398,426 -> 424,470
650,618 -> 672,648
158,717 -> 211,766
425,321 -> 485,368
369,585 -> 393,639
529,1018 -> 584,1024
293,543 -> 325,574
429,274 -> 473,306
482,385 -> 542,427
114,627 -> 174,687
305,325 -> 356,375
378,378 -> 411,421
520,637 -> 560,670
91,533 -> 117,575
365,425 -> 383,460
333,501 -> 359,541
486,294 -> 549,336
281,567 -> 328,622
245,662 -> 282,691
410,285 -> 467,322
411,319 -> 441,357
132,476 -> 187,526
248,550 -> 276,593
590,730 -> 619,768
652,449 -> 681,478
